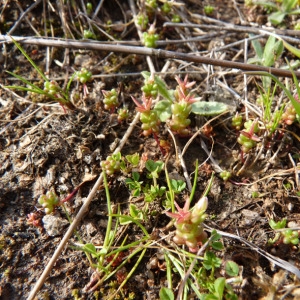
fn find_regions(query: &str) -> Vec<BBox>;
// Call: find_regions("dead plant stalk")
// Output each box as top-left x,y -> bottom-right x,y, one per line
2,35 -> 300,78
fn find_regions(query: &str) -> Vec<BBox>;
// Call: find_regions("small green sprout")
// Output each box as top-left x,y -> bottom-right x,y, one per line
132,95 -> 161,136
125,172 -> 143,197
125,153 -> 140,167
169,179 -> 186,194
269,218 -> 300,245
83,29 -> 96,39
281,103 -> 297,125
204,5 -> 215,15
248,35 -> 283,88
101,152 -> 124,175
219,170 -> 231,181
76,67 -> 92,84
141,76 -> 158,98
282,229 -> 299,245
237,120 -> 260,153
43,80 -> 61,96
161,2 -> 171,14
168,75 -> 199,135
146,0 -> 158,9
144,184 -> 166,202
129,203 -> 144,220
38,191 -> 60,214
294,23 -> 300,30
86,2 -> 93,15
136,13 -> 149,31
231,113 -> 243,130
5,38 -> 75,110
117,107 -> 129,122
166,197 -> 208,252
102,88 -> 119,111
143,24 -> 159,48
171,14 -> 181,23
145,160 -> 164,185
268,0 -> 300,25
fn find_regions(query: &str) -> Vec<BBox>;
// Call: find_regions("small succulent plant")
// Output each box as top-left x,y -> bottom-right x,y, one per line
76,67 -> 93,84
166,197 -> 208,252
101,152 -> 124,175
237,120 -> 260,153
102,88 -> 119,111
132,95 -> 161,136
38,191 -> 60,214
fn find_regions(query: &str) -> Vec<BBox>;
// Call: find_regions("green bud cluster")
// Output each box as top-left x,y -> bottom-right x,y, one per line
161,3 -> 171,14
171,15 -> 181,23
167,75 -> 197,135
282,229 -> 299,245
140,110 -> 161,136
141,78 -> 158,98
136,13 -> 149,31
143,24 -> 159,48
220,170 -> 231,181
231,113 -> 243,130
38,191 -> 60,214
146,0 -> 157,9
44,80 -> 61,96
83,29 -> 96,39
102,89 -> 119,111
168,102 -> 192,135
76,68 -> 92,84
143,32 -> 159,48
204,5 -> 215,15
237,120 -> 260,153
101,153 -> 122,175
281,104 -> 296,125
237,134 -> 256,153
117,108 -> 129,122
169,197 -> 208,252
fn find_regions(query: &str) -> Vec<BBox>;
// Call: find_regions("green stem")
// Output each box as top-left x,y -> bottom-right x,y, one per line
203,172 -> 214,197
189,159 -> 198,203
100,171 -> 114,265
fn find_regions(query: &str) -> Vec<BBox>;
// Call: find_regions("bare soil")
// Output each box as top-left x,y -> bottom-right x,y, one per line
0,1 -> 300,299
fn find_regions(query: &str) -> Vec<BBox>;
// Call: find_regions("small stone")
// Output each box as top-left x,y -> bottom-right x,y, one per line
42,214 -> 68,236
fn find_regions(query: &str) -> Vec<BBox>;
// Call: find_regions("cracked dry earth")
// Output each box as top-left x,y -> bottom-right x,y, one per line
1,0 -> 300,299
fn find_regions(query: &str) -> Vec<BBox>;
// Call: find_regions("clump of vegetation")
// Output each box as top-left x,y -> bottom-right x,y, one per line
237,120 -> 260,153
38,191 -> 60,214
5,38 -> 76,110
269,219 -> 300,245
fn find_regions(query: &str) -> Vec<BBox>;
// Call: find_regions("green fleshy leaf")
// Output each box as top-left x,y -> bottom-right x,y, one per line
250,35 -> 263,59
214,277 -> 226,299
225,260 -> 239,276
263,36 -> 283,67
159,287 -> 174,300
154,100 -> 172,121
268,11 -> 286,25
191,101 -> 227,116
141,71 -> 173,101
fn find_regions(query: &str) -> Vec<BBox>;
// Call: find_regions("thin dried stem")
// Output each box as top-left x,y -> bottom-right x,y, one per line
2,35 -> 300,78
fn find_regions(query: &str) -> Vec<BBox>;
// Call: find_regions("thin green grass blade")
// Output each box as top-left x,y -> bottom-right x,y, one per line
250,34 -> 263,59
108,247 -> 147,300
5,70 -> 45,93
189,159 -> 198,204
282,39 -> 300,58
66,72 -> 77,94
10,36 -> 48,81
112,214 -> 150,237
246,71 -> 300,116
